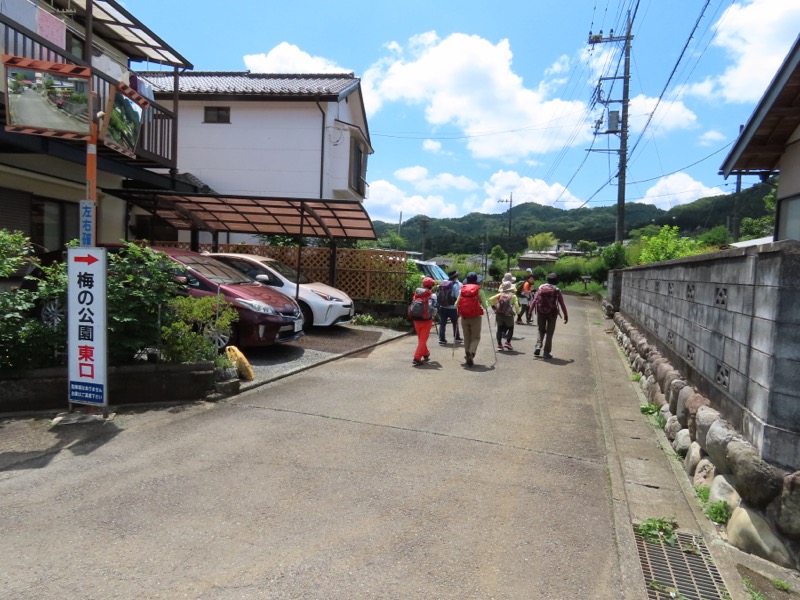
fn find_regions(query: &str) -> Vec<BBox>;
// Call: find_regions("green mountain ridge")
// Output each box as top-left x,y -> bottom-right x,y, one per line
372,181 -> 773,256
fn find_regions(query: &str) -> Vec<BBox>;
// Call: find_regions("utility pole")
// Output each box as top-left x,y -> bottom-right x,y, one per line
419,216 -> 430,259
588,12 -> 633,243
498,192 -> 512,272
732,124 -> 744,241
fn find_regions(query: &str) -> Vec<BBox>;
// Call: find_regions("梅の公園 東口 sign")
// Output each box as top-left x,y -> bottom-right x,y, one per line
67,247 -> 107,408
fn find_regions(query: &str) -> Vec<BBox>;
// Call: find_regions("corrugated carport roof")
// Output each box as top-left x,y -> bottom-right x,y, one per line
105,190 -> 376,240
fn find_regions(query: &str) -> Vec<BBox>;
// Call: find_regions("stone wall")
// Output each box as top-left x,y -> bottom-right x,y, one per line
606,240 -> 800,470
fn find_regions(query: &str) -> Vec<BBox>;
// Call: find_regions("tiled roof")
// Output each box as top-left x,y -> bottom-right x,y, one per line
138,71 -> 360,98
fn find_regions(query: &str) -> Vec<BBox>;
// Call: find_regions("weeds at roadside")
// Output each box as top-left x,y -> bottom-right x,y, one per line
640,403 -> 658,415
773,578 -> 792,592
743,577 -> 768,600
636,517 -> 678,547
705,500 -> 732,524
352,314 -> 411,332
695,485 -> 711,504
631,372 -> 642,382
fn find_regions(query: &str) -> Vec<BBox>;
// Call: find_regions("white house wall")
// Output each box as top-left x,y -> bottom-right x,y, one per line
177,100 -> 324,198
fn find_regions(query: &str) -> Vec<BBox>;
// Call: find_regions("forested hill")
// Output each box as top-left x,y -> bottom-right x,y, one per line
372,181 -> 773,256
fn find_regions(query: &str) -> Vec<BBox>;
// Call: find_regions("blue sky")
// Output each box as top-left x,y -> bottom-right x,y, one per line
127,0 -> 800,226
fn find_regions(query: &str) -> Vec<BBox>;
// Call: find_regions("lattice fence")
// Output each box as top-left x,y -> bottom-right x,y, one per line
154,242 -> 408,301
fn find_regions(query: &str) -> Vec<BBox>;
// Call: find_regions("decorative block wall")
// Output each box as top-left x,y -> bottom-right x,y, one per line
610,240 -> 800,469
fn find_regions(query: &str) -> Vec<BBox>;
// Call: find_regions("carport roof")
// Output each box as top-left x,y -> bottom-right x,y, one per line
104,190 -> 376,240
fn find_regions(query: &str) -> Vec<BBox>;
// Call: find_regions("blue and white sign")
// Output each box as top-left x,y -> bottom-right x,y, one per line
79,200 -> 95,247
67,247 -> 107,407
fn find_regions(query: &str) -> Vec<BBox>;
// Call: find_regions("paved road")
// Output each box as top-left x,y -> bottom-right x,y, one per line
0,296 -> 638,599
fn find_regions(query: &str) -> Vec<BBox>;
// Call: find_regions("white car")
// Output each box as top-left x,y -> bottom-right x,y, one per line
205,253 -> 355,329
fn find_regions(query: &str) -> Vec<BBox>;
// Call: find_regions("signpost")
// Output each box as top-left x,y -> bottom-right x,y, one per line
67,247 -> 107,413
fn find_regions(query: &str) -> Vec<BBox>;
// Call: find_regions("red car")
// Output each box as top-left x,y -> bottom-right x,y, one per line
157,248 -> 304,348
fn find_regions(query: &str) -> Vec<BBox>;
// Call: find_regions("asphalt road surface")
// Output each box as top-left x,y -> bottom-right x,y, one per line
1,296 -> 628,599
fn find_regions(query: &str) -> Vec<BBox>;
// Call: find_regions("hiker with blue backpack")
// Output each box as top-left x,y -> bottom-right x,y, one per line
531,273 -> 568,359
437,270 -> 462,345
455,272 -> 489,367
488,280 -> 520,352
408,277 -> 438,366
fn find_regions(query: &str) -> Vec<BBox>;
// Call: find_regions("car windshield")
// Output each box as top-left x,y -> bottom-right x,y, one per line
266,259 -> 310,284
427,263 -> 449,281
178,255 -> 252,284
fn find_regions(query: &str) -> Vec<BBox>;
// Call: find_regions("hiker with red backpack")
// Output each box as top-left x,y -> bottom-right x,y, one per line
455,272 -> 489,367
488,280 -> 520,352
408,277 -> 438,366
531,273 -> 568,359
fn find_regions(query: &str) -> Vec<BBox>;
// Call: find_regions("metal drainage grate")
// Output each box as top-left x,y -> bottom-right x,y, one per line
634,530 -> 729,600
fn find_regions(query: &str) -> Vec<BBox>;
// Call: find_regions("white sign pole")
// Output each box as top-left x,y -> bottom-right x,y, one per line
67,247 -> 108,412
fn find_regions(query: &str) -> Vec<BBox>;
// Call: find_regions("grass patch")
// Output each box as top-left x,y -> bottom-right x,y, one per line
705,500 -> 732,524
695,485 -> 710,504
743,578 -> 768,600
631,372 -> 642,382
640,403 -> 658,415
773,579 -> 792,592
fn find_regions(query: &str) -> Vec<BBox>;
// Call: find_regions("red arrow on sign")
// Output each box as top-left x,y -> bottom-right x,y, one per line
73,254 -> 99,266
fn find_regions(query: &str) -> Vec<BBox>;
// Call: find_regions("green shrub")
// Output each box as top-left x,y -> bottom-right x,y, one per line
705,500 -> 731,524
160,296 -> 238,363
601,242 -> 627,271
695,485 -> 710,504
638,226 -> 703,264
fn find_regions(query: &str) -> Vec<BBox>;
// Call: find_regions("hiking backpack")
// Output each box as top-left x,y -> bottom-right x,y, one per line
437,279 -> 456,307
534,284 -> 560,316
457,284 -> 483,318
494,292 -> 515,317
408,292 -> 432,320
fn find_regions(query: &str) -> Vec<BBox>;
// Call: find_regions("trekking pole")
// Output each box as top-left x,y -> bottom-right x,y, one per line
486,310 -> 497,367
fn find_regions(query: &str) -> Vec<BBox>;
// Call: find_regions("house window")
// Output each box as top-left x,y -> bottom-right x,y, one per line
30,198 -> 79,252
349,138 -> 368,196
204,107 -> 230,124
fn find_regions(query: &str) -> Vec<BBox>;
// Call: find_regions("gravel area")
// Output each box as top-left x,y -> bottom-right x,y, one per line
239,323 -> 409,391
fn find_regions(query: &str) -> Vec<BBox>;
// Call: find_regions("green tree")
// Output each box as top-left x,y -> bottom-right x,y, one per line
489,244 -> 507,265
628,224 -> 661,240
697,225 -> 731,247
739,187 -> 776,240
576,240 -> 598,255
601,242 -> 627,270
527,232 -> 558,251
638,226 -> 702,264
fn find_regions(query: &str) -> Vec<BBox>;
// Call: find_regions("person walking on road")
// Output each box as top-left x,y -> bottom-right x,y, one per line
456,272 -> 488,367
437,270 -> 461,345
532,273 -> 568,359
488,280 -> 520,351
517,273 -> 535,325
408,277 -> 437,366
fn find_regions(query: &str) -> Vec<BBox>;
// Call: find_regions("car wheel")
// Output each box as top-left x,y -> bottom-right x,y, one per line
39,298 -> 65,328
202,322 -> 233,351
300,303 -> 313,331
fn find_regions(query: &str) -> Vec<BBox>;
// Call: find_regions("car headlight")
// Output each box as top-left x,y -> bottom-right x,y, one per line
235,298 -> 276,314
310,289 -> 343,302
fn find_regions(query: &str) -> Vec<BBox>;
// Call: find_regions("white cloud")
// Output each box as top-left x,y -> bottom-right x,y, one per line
365,179 -> 459,222
423,139 -> 442,153
362,31 -> 592,162
698,130 -> 726,146
711,0 -> 800,103
627,94 -> 698,136
636,173 -> 725,209
394,166 -> 478,193
243,42 -> 350,73
479,170 -> 584,213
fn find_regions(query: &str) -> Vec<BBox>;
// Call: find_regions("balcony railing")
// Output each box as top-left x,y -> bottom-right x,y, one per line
0,12 -> 176,168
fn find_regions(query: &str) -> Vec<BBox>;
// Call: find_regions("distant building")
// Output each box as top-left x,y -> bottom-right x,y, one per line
517,251 -> 558,272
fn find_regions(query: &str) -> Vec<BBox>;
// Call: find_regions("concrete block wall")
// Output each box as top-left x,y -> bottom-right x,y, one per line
610,240 -> 800,469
